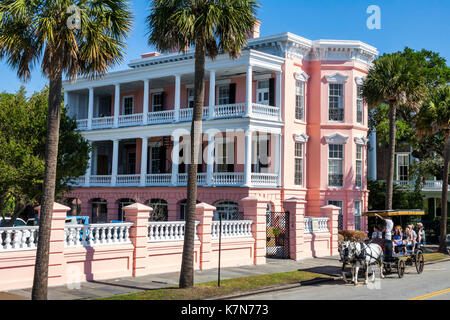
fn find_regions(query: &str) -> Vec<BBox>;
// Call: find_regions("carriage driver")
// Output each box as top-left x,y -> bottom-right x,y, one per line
375,213 -> 394,259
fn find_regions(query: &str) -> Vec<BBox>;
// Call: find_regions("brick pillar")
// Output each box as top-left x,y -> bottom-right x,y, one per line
282,197 -> 306,261
48,203 -> 70,287
321,205 -> 340,256
242,196 -> 267,265
195,203 -> 215,270
123,203 -> 152,277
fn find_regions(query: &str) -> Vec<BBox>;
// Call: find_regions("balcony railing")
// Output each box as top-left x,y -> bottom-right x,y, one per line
394,180 -> 450,191
304,217 -> 330,234
75,103 -> 281,131
211,220 -> 253,239
0,227 -> 39,252
65,223 -> 133,248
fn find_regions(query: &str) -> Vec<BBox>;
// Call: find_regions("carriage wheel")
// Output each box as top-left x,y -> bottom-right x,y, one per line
415,251 -> 425,274
397,259 -> 405,278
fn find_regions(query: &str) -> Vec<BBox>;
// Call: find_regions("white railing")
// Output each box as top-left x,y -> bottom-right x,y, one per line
0,227 -> 39,251
178,108 -> 208,121
212,172 -> 245,186
90,175 -> 112,186
71,176 -> 86,186
304,217 -> 330,234
177,173 -> 207,186
147,221 -> 199,242
214,103 -> 246,118
252,103 -> 280,120
251,173 -> 278,186
146,174 -> 172,186
119,113 -> 143,127
65,223 -> 133,248
423,180 -> 450,191
211,220 -> 253,239
148,110 -> 175,124
76,119 -> 88,130
92,116 -> 114,129
117,174 -> 141,186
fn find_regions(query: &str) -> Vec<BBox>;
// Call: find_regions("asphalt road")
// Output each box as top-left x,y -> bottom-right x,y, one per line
234,259 -> 450,300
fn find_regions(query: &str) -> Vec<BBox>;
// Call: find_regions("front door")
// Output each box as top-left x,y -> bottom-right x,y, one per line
257,80 -> 270,105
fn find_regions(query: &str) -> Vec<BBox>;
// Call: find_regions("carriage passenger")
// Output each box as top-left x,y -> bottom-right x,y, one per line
417,223 -> 426,245
372,226 -> 383,239
404,226 -> 415,254
393,226 -> 405,254
374,214 -> 394,259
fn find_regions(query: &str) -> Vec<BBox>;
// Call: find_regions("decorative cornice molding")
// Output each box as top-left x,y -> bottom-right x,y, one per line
294,133 -> 310,143
295,71 -> 310,82
326,72 -> 349,83
355,136 -> 369,146
325,133 -> 349,144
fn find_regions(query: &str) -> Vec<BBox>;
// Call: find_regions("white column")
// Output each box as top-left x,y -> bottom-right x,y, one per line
174,74 -> 181,122
140,137 -> 148,186
276,133 -> 282,186
276,71 -> 282,121
246,65 -> 253,117
143,80 -> 150,125
207,133 -> 215,186
111,139 -> 119,186
114,84 -> 120,127
244,129 -> 253,187
208,70 -> 216,120
85,145 -> 93,187
88,87 -> 94,129
368,130 -> 377,180
171,135 -> 180,185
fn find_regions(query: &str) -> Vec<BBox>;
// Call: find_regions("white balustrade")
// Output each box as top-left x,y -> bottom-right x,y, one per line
177,173 -> 208,186
90,175 -> 112,186
65,223 -> 133,247
119,113 -> 143,127
212,173 -> 245,186
117,174 -> 141,186
252,103 -> 280,120
76,119 -> 88,130
147,110 -> 175,124
304,217 -> 330,234
211,220 -> 253,239
178,108 -> 209,121
92,116 -> 114,129
251,173 -> 278,186
146,174 -> 172,186
148,221 -> 200,242
213,103 -> 246,118
70,176 -> 86,186
0,227 -> 39,251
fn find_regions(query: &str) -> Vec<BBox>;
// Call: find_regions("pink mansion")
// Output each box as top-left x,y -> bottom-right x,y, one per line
63,26 -> 378,232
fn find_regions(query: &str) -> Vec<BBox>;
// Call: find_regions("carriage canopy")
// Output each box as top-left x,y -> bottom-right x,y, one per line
362,210 -> 425,217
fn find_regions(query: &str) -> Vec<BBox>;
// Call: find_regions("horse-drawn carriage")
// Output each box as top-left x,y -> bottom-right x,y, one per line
339,210 -> 425,285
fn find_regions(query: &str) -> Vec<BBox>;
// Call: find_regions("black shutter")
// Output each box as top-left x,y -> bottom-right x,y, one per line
161,93 -> 165,111
269,78 -> 275,106
159,146 -> 166,173
229,83 -> 236,104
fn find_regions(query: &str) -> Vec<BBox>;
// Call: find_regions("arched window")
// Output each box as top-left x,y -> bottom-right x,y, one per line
148,199 -> 168,221
91,198 -> 108,224
214,201 -> 240,221
179,199 -> 200,221
66,198 -> 82,217
118,198 -> 135,222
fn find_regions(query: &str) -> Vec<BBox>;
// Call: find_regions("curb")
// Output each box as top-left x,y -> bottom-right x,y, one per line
424,257 -> 450,265
208,276 -> 336,300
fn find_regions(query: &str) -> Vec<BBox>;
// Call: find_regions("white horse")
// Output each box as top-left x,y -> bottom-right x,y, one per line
347,241 -> 385,285
338,241 -> 353,283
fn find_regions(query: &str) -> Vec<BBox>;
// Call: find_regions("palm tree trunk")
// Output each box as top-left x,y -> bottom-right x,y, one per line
385,102 -> 397,210
179,41 -> 206,288
31,68 -> 63,300
439,132 -> 450,254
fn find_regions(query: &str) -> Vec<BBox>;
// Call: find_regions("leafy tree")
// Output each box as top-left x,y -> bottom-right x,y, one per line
147,0 -> 259,288
416,86 -> 450,254
0,87 -> 90,226
0,0 -> 132,300
363,53 -> 427,210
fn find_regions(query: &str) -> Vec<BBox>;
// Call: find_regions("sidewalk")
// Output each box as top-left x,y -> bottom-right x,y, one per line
2,256 -> 342,300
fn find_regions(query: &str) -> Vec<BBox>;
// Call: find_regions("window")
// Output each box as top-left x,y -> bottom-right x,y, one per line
252,134 -> 270,173
123,96 -> 134,115
218,85 -> 230,105
127,152 -> 136,174
329,84 -> 344,121
356,85 -> 363,124
118,198 -> 135,221
397,154 -> 409,181
179,200 -> 200,220
295,143 -> 303,186
216,138 -> 234,173
214,201 -> 240,221
91,199 -> 108,224
356,145 -> 363,188
152,93 -> 163,112
295,81 -> 305,120
355,201 -> 362,231
257,80 -> 270,105
328,200 -> 344,231
329,144 -> 344,187
187,89 -> 195,108
150,146 -> 162,174
148,199 -> 168,221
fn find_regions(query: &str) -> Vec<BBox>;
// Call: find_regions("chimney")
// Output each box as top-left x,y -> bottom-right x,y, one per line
141,52 -> 161,59
246,20 -> 261,40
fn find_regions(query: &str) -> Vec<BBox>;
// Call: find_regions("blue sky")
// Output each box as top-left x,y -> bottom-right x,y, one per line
1,0 -> 449,95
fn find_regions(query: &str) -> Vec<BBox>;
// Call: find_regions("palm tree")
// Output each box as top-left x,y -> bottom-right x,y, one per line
0,0 -> 132,300
147,0 -> 258,288
416,86 -> 450,254
362,54 -> 426,210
